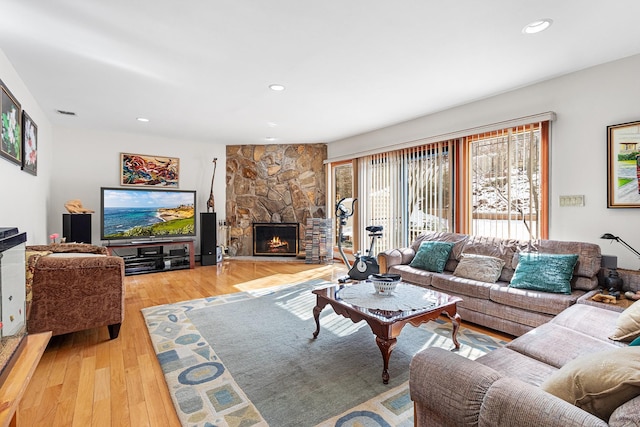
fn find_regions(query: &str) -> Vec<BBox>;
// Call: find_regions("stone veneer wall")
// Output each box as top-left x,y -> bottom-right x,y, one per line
226,144 -> 327,256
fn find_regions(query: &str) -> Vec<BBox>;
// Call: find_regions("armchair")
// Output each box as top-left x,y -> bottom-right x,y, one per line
26,243 -> 125,339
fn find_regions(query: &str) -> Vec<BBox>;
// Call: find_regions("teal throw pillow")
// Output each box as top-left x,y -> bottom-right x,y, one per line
509,252 -> 579,294
410,241 -> 455,273
630,336 -> 640,346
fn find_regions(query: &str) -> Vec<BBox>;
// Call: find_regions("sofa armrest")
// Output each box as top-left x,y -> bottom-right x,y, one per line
378,247 -> 415,273
610,394 -> 640,425
410,347 -> 503,426
479,377 -> 607,427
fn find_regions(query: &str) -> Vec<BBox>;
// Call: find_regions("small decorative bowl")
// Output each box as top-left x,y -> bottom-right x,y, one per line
369,273 -> 402,295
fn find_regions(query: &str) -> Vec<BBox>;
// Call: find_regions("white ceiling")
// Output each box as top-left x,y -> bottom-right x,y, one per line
2,0 -> 640,145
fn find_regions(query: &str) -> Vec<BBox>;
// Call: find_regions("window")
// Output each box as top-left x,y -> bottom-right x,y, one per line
328,114 -> 552,253
462,121 -> 549,240
332,161 -> 356,250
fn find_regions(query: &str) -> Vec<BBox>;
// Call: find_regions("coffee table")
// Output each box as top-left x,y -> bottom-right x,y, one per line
312,281 -> 462,384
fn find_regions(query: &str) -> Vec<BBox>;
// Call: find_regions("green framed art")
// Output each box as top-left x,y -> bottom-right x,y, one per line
0,79 -> 22,166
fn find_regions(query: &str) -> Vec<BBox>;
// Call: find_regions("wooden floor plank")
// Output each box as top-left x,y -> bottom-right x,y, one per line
71,355 -> 96,427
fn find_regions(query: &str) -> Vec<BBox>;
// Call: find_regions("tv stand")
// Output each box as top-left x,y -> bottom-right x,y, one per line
105,240 -> 195,276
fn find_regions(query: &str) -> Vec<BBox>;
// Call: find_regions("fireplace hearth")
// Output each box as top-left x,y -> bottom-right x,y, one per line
253,223 -> 299,256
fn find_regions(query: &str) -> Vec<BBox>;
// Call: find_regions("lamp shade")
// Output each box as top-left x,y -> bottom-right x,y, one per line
599,233 -> 640,259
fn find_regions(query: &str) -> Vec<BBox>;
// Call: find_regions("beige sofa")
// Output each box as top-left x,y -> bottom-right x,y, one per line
409,301 -> 640,426
378,232 -> 602,337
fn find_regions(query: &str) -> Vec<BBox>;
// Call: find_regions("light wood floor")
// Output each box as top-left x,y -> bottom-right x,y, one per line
17,260 -> 512,426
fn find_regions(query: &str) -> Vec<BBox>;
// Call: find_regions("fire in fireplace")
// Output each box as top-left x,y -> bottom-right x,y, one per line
253,223 -> 299,256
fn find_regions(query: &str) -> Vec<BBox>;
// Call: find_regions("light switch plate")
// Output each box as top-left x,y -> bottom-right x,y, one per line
559,195 -> 585,207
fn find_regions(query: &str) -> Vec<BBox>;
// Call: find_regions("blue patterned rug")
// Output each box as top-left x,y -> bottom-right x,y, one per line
142,279 -> 507,426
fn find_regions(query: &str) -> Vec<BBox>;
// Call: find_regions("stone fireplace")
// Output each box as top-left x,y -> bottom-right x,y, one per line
226,144 -> 327,256
253,223 -> 299,256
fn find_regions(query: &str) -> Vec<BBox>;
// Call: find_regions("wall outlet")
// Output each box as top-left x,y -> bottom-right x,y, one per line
559,195 -> 585,207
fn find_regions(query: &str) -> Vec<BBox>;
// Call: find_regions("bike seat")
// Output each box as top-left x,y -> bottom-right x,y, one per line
366,225 -> 383,233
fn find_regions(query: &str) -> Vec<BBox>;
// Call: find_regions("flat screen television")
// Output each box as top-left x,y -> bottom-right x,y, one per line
100,187 -> 196,241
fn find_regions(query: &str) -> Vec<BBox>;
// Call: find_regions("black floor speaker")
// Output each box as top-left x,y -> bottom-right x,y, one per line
200,212 -> 217,266
62,213 -> 92,244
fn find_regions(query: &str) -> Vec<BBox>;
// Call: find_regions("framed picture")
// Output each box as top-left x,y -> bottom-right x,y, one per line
21,111 -> 37,175
607,120 -> 640,207
120,152 -> 179,187
0,80 -> 22,165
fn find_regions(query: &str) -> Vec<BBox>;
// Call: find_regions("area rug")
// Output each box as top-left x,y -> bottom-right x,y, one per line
142,279 -> 508,427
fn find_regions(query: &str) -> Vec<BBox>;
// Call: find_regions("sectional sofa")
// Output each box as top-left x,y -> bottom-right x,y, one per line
378,231 -> 640,425
410,301 -> 640,426
378,231 -> 603,337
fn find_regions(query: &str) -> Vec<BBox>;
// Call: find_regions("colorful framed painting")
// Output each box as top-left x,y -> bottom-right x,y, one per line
21,111 -> 37,175
120,152 -> 179,187
607,120 -> 640,208
0,80 -> 22,166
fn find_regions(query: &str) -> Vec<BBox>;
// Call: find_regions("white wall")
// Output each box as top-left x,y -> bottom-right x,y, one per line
50,127 -> 226,253
0,50 -> 52,244
328,54 -> 640,269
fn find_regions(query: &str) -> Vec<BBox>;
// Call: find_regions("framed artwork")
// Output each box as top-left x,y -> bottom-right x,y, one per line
607,120 -> 640,208
0,80 -> 22,165
21,111 -> 37,175
120,152 -> 179,187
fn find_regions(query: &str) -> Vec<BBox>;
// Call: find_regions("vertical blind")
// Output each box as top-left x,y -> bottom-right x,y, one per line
357,141 -> 453,252
329,115 -> 552,256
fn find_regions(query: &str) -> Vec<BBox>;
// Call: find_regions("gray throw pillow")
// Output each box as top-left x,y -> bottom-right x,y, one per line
453,254 -> 505,283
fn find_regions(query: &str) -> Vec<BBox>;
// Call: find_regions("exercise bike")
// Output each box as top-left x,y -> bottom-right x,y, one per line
335,198 -> 383,282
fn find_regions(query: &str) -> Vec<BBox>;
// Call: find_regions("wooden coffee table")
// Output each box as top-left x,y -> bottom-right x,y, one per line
312,281 -> 462,384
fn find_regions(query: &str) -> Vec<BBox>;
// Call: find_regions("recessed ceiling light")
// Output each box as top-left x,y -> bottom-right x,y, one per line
267,122 -> 277,127
269,84 -> 285,91
522,19 -> 553,34
136,117 -> 150,122
265,137 -> 277,141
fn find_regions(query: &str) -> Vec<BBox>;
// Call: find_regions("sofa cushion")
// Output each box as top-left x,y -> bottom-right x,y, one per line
458,300 -> 554,333
410,232 -> 468,261
47,252 -> 106,258
431,273 -> 494,300
490,284 -> 580,316
388,264 -> 433,286
609,301 -> 640,342
26,243 -> 109,255
477,347 -> 558,387
453,254 -> 504,283
630,336 -> 640,346
550,304 -> 624,345
507,323 -> 621,368
509,253 -> 578,294
410,241 -> 454,273
541,347 -> 640,421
